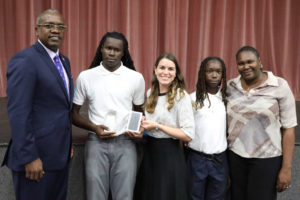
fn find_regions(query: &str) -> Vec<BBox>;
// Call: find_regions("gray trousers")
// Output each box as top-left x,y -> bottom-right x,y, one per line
85,133 -> 137,200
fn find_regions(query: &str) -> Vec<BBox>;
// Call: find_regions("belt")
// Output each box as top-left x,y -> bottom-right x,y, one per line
189,148 -> 224,165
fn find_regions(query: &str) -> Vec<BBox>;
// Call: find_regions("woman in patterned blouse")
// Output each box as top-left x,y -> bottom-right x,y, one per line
226,46 -> 297,200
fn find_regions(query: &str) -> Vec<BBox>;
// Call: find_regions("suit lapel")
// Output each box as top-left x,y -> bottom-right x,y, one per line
34,42 -> 70,104
59,54 -> 73,104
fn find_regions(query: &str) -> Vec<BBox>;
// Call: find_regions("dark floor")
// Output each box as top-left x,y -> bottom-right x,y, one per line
0,97 -> 300,144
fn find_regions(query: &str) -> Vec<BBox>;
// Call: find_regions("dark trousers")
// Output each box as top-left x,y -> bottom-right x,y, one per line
187,149 -> 228,200
12,165 -> 69,200
228,150 -> 282,200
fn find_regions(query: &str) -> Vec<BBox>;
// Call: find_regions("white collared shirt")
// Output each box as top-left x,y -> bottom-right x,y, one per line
188,90 -> 227,154
38,40 -> 69,90
73,62 -> 145,135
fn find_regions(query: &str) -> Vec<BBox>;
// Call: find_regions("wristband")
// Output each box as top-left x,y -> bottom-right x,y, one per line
155,122 -> 159,130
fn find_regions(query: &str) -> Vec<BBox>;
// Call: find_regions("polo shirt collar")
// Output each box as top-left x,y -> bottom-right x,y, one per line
98,62 -> 124,75
208,88 -> 222,99
264,71 -> 279,87
232,70 -> 279,90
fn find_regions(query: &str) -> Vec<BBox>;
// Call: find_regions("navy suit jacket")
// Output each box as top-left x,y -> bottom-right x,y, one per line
2,42 -> 74,171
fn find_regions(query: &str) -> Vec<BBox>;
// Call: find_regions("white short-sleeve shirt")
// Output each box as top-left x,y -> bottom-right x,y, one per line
188,91 -> 227,154
145,89 -> 195,140
73,62 -> 145,135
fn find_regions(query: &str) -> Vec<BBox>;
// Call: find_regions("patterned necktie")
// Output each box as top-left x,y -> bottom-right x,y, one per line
53,55 -> 69,96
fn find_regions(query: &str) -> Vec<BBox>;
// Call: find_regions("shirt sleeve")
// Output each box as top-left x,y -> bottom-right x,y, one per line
133,73 -> 145,106
177,91 -> 195,139
278,79 -> 297,128
73,72 -> 88,106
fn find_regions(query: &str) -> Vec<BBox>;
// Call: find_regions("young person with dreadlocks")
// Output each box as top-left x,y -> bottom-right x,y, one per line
71,32 -> 145,200
187,57 -> 228,200
134,53 -> 195,200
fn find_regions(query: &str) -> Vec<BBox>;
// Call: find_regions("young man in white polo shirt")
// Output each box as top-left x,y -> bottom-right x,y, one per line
71,32 -> 145,200
188,57 -> 228,200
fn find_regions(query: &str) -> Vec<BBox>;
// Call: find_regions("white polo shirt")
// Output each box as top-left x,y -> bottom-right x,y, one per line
188,90 -> 227,154
73,62 -> 145,135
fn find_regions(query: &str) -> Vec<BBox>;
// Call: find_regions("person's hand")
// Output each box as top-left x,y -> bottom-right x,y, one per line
70,144 -> 74,159
276,167 -> 292,192
141,120 -> 156,131
126,116 -> 145,139
25,158 -> 45,182
227,176 -> 231,189
125,130 -> 143,139
125,125 -> 144,139
94,124 -> 118,139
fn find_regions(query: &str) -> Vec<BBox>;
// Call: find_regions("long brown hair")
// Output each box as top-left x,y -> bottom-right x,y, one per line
145,53 -> 186,113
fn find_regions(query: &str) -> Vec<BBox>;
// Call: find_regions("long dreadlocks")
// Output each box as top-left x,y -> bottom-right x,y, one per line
89,31 -> 135,70
195,57 -> 227,109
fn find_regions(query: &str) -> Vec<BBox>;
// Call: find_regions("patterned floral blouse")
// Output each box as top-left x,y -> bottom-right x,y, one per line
227,71 -> 297,158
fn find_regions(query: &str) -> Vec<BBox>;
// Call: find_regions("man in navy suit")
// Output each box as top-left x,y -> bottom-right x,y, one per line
2,9 -> 73,200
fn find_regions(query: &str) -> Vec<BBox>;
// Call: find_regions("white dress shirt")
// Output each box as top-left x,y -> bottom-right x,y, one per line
38,40 -> 69,90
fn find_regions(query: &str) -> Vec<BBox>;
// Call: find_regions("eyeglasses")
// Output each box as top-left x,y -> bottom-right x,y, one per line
37,24 -> 67,31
